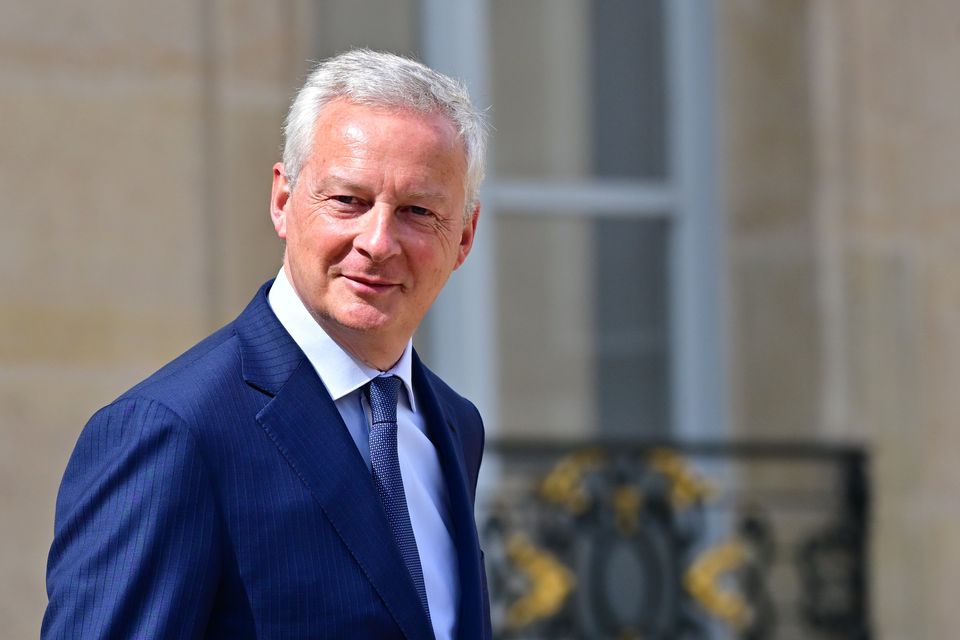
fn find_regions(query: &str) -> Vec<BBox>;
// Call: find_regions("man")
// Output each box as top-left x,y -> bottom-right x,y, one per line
42,49 -> 490,639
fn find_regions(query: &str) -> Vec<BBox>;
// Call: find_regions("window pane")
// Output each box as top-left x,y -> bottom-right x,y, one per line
497,214 -> 670,438
593,218 -> 670,436
590,0 -> 668,180
490,0 -> 668,180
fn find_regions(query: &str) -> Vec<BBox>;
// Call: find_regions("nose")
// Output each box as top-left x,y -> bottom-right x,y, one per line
354,204 -> 401,262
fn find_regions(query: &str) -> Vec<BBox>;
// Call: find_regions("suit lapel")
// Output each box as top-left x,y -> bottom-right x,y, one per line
235,284 -> 434,639
412,357 -> 486,640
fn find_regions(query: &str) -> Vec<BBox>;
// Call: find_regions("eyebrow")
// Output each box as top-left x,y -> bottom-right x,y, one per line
406,190 -> 450,203
320,172 -> 450,203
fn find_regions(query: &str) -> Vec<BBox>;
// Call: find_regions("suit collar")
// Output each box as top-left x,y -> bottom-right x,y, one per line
236,282 -> 485,639
413,353 -> 487,640
256,359 -> 434,638
238,282 -> 433,637
234,280 -> 304,396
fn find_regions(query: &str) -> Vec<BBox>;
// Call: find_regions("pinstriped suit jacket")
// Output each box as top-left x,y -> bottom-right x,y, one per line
42,281 -> 491,639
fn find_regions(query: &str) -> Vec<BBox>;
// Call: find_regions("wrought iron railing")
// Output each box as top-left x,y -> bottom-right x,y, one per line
479,439 -> 870,640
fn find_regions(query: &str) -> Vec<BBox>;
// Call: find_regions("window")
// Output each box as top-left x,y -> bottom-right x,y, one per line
423,0 -> 725,441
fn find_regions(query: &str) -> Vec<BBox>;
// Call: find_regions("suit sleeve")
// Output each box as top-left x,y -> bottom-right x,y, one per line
42,398 -> 221,639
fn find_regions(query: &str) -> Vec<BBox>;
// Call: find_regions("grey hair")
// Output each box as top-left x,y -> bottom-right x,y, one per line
282,49 -> 488,218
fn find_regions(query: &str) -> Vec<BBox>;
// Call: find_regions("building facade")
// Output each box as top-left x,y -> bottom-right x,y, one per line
3,0 -> 958,636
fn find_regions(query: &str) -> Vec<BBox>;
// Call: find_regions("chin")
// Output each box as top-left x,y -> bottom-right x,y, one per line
333,304 -> 398,334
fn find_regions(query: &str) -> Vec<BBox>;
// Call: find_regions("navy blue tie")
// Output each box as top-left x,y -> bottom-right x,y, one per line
367,375 -> 432,622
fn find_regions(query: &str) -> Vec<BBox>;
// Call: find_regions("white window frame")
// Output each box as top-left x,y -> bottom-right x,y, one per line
421,0 -> 726,442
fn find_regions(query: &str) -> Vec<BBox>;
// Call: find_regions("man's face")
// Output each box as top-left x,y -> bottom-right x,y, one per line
270,99 -> 478,367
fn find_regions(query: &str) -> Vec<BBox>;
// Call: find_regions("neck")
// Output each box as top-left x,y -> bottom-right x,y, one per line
317,321 -> 407,372
280,263 -> 409,371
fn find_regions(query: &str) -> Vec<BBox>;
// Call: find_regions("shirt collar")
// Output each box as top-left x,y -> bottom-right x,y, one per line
267,268 -> 417,412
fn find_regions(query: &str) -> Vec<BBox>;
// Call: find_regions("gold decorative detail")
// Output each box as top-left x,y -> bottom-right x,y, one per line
612,485 -> 643,536
684,540 -> 753,630
538,449 -> 605,515
648,449 -> 715,510
504,533 -> 576,630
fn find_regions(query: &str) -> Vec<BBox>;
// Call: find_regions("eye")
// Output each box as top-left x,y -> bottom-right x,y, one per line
332,195 -> 360,205
406,205 -> 432,216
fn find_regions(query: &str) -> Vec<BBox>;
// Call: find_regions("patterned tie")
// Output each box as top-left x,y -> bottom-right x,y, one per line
367,375 -> 432,622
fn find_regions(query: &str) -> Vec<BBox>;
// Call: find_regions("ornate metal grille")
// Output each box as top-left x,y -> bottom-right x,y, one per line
480,440 -> 869,640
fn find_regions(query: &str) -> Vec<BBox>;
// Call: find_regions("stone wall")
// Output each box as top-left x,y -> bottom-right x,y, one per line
0,1 -> 316,635
720,0 -> 960,635
0,1 -> 431,633
844,1 -> 960,635
6,1 -> 960,636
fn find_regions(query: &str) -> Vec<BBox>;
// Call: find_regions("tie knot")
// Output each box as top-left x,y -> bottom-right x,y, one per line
368,375 -> 402,426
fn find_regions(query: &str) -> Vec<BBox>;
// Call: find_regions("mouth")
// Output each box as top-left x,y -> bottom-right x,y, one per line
341,273 -> 401,294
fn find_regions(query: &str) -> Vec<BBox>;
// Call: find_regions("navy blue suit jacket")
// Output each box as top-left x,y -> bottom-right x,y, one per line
43,282 -> 491,639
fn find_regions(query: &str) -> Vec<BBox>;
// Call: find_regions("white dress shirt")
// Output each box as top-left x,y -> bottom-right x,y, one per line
268,268 -> 458,640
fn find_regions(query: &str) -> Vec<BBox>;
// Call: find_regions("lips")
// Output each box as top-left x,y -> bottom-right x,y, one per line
341,273 -> 401,293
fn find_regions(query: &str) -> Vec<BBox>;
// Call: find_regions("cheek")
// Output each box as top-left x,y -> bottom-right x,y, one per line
414,230 -> 459,262
287,214 -> 325,250
300,227 -> 357,271
418,253 -> 457,291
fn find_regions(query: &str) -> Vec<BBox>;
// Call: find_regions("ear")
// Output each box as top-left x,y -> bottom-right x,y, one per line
453,202 -> 480,270
270,162 -> 291,239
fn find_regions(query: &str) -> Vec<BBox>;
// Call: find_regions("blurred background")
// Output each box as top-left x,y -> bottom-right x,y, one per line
3,0 -> 958,637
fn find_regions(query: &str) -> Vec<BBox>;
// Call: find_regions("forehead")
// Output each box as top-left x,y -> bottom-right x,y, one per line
313,99 -> 463,154
305,99 -> 468,192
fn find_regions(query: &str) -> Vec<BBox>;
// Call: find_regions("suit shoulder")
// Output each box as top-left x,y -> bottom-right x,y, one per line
45,395 -> 221,639
419,363 -> 481,420
417,362 -> 485,469
118,322 -> 244,416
